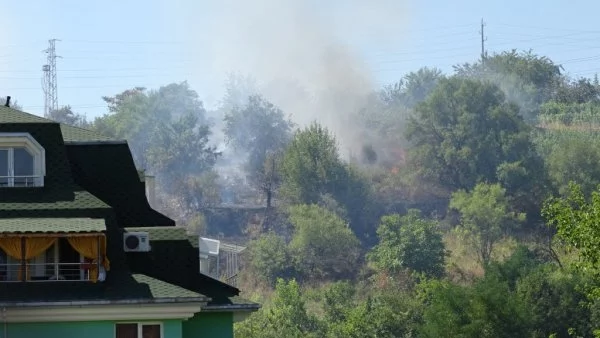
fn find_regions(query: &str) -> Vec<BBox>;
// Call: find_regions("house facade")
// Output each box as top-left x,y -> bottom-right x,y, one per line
0,105 -> 258,338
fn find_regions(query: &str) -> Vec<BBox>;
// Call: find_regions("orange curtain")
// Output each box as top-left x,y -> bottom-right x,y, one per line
67,235 -> 110,283
0,237 -> 56,281
0,237 -> 22,260
0,237 -> 23,281
24,237 -> 56,281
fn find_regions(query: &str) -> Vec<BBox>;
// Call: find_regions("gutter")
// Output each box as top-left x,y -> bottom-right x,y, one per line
202,304 -> 261,312
0,297 -> 210,308
64,140 -> 128,146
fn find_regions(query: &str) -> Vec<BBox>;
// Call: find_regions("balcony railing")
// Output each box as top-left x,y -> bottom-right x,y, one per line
0,175 -> 41,187
0,262 -> 98,282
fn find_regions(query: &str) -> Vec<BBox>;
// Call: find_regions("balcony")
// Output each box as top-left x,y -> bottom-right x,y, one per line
0,261 -> 100,282
0,175 -> 42,187
0,218 -> 110,283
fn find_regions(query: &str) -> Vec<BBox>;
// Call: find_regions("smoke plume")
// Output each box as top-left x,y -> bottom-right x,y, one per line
196,0 -> 411,157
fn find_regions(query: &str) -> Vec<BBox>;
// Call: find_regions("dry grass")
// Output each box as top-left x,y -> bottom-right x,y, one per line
443,231 -> 519,285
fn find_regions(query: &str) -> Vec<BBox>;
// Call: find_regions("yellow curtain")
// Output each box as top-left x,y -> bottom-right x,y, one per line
24,237 -> 57,281
0,237 -> 56,281
0,237 -> 23,260
67,235 -> 110,283
0,237 -> 23,281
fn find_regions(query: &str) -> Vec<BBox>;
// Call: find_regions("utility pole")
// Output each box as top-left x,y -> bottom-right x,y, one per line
42,39 -> 61,118
480,18 -> 487,66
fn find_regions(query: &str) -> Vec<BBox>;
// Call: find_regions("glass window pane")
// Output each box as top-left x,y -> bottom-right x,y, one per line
0,149 -> 7,187
142,324 -> 161,338
13,148 -> 34,187
116,323 -> 138,338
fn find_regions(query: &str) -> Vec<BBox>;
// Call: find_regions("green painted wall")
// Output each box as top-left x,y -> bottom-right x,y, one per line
0,319 -> 182,338
182,312 -> 233,338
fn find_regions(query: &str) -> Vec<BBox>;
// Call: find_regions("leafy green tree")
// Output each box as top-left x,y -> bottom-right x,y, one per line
247,232 -> 292,285
234,279 -> 323,338
280,122 -> 346,204
321,281 -> 356,323
328,296 -> 418,338
449,183 -> 525,266
546,134 -> 600,197
554,77 -> 600,104
280,123 -> 373,239
288,205 -> 361,280
368,209 -> 445,278
454,50 -> 562,121
517,265 -> 594,338
224,95 -> 294,207
419,277 -> 530,338
400,67 -> 444,108
542,182 -> 600,299
92,82 -> 220,216
406,76 -> 547,212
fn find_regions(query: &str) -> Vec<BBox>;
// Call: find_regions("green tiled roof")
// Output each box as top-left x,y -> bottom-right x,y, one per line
0,106 -> 121,143
0,189 -> 110,211
132,274 -> 205,299
0,272 -> 209,303
0,106 -> 51,124
0,217 -> 105,234
125,226 -> 197,246
60,124 -> 121,143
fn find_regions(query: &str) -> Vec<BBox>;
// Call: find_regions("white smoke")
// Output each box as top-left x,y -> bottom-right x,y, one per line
176,0 -> 411,156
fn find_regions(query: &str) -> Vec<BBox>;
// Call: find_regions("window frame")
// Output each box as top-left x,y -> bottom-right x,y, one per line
0,132 -> 45,187
114,322 -> 163,338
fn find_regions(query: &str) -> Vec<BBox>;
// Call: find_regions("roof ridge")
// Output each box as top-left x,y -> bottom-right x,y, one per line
12,108 -> 57,123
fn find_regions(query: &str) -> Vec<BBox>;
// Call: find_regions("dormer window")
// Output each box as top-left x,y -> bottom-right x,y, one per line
0,133 -> 45,187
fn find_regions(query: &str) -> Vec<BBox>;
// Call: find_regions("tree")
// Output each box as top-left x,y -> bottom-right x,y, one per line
247,232 -> 292,285
517,265 -> 595,338
280,122 -> 346,204
554,77 -> 600,104
288,204 -> 361,280
224,95 -> 294,207
542,182 -> 600,299
454,50 -> 562,121
406,76 -> 547,212
419,277 -> 530,338
449,183 -> 525,266
47,105 -> 89,127
234,279 -> 322,338
401,67 -> 444,108
92,82 -> 220,217
545,134 -> 600,197
368,209 -> 446,278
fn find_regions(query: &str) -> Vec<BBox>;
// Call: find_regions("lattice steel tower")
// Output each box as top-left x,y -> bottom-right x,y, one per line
42,39 -> 60,117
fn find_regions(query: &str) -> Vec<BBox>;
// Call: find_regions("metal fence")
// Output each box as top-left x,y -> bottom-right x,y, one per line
0,262 -> 97,282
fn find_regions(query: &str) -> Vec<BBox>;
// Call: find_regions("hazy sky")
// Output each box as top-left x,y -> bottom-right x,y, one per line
2,0 -> 600,119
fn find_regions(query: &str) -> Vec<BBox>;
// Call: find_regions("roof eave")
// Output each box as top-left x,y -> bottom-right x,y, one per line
64,140 -> 128,146
202,304 -> 261,312
0,297 -> 211,308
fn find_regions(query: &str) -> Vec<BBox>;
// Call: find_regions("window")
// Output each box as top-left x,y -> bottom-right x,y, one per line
0,133 -> 45,187
116,323 -> 162,338
0,238 -> 105,282
0,147 -> 35,187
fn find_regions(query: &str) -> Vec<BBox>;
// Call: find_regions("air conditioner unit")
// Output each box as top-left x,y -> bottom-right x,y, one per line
123,232 -> 151,252
199,237 -> 220,258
